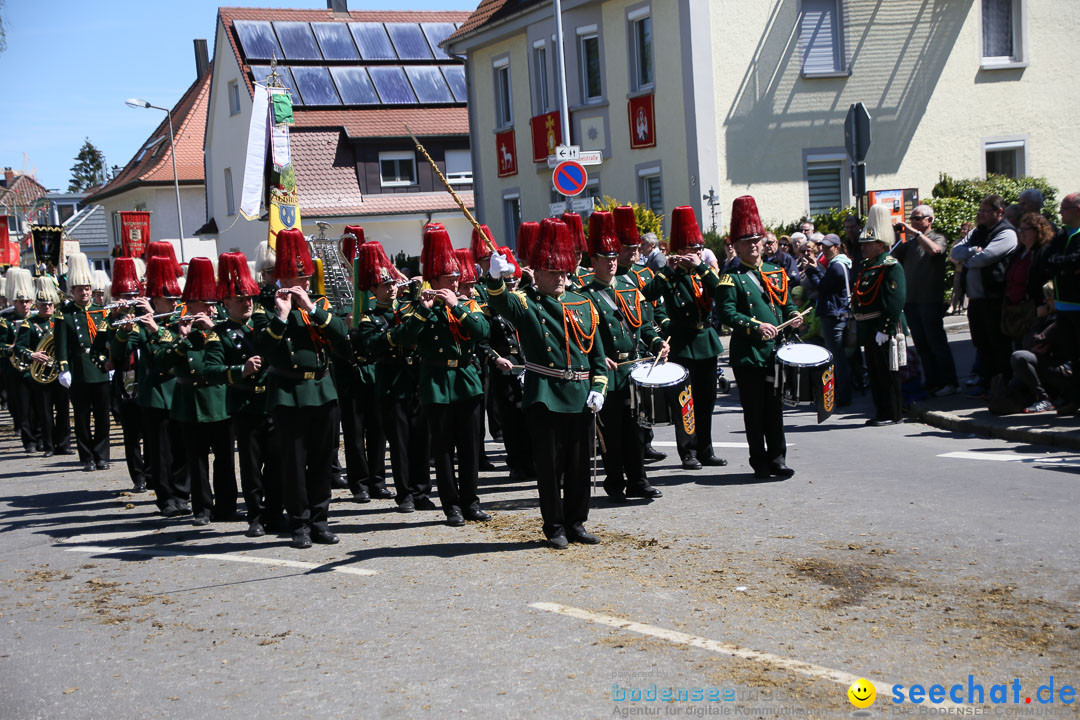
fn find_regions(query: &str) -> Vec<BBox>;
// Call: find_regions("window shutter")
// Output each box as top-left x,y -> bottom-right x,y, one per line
807,162 -> 843,214
800,0 -> 841,74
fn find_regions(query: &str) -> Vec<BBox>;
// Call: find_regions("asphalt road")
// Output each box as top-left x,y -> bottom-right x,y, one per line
1,333 -> 1077,718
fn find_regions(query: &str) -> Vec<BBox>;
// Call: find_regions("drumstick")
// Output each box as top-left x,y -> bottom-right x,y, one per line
775,307 -> 811,332
647,353 -> 663,376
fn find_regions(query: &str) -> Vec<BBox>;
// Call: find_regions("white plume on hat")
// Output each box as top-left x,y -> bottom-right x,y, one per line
91,269 -> 110,292
7,268 -> 34,302
860,204 -> 896,249
34,275 -> 61,304
66,252 -> 94,287
254,241 -> 276,273
133,257 -> 147,281
0,273 -> 6,299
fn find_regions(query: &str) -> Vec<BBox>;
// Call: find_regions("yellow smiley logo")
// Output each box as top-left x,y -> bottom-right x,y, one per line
848,678 -> 876,709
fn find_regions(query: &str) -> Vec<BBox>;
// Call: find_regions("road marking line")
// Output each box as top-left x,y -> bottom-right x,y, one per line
649,441 -> 749,448
59,529 -> 164,545
938,451 -> 1080,467
62,545 -> 377,576
529,602 -> 966,711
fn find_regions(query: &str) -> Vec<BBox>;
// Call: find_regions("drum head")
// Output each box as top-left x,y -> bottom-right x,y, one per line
776,343 -> 832,367
629,361 -> 689,387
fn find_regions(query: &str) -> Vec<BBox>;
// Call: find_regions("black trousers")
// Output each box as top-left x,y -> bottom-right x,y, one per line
485,369 -> 502,439
527,404 -> 591,539
968,298 -> 1011,384
6,371 -> 36,449
380,396 -> 431,504
673,356 -> 718,460
599,386 -> 646,495
141,406 -> 189,511
234,411 -> 279,523
113,397 -> 148,488
274,403 -> 335,533
863,342 -> 902,422
426,396 -> 482,515
490,372 -> 533,474
340,383 -> 387,493
732,366 -> 787,471
182,419 -> 236,519
70,381 -> 110,464
33,381 -> 70,453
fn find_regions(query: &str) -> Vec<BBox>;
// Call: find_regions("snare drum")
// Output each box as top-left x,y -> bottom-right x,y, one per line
628,361 -> 690,427
774,343 -> 832,406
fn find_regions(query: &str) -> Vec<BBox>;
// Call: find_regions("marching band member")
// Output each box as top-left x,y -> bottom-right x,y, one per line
457,246 -> 498,474
15,277 -> 71,458
2,268 -> 39,452
562,212 -> 592,288
91,269 -> 110,307
486,218 -> 608,549
584,210 -> 668,502
55,253 -> 110,471
717,196 -> 802,478
255,228 -> 349,549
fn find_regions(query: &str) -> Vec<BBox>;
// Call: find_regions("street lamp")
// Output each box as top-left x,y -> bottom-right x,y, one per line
125,97 -> 185,261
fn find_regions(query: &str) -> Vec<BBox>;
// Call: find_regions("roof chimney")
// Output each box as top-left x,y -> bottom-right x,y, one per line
327,0 -> 348,13
3,168 -> 13,187
194,39 -> 210,79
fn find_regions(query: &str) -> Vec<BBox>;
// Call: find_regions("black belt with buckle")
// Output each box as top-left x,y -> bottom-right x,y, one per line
269,367 -> 328,381
174,377 -> 210,388
424,355 -> 474,368
232,383 -> 267,394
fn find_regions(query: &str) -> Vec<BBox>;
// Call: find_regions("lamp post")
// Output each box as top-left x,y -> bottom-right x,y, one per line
125,97 -> 185,261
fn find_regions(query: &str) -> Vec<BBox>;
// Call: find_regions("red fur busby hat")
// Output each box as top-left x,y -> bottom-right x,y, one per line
354,241 -> 399,291
420,225 -> 460,281
110,257 -> 141,297
530,218 -> 578,273
453,248 -> 478,284
182,257 -> 219,303
145,241 -> 182,278
729,195 -> 766,242
498,246 -> 522,279
587,210 -> 619,257
669,206 -> 705,253
341,225 -> 365,264
614,206 -> 641,246
274,228 -> 314,280
561,212 -> 587,255
516,221 -> 540,266
470,224 -> 495,261
145,256 -> 182,299
216,252 -> 260,298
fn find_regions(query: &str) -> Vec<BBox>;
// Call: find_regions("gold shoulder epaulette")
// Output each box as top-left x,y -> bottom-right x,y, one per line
718,274 -> 734,287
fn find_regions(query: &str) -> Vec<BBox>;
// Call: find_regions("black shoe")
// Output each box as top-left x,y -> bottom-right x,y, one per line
81,462 -> 94,473
312,529 -> 339,545
606,492 -> 629,504
478,457 -> 497,471
626,484 -> 663,499
698,454 -> 728,467
246,521 -> 266,538
868,419 -> 898,427
330,475 -> 349,490
753,468 -> 771,479
643,445 -> 667,462
769,463 -> 796,478
132,481 -> 148,493
414,497 -> 438,511
568,524 -> 600,545
23,443 -> 35,454
397,497 -> 416,513
41,450 -> 54,458
34,442 -> 43,452
463,508 -> 491,522
368,486 -> 395,500
192,513 -> 211,527
95,460 -> 109,471
292,532 -> 312,549
547,533 -> 569,550
680,456 -> 702,471
445,510 -> 466,527
175,501 -> 192,514
351,487 -> 371,503
161,505 -> 185,518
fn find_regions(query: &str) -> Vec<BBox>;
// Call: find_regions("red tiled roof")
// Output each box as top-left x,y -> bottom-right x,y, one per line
86,68 -> 211,204
445,0 -> 541,46
305,192 -> 475,219
0,173 -> 48,215
293,107 -> 469,139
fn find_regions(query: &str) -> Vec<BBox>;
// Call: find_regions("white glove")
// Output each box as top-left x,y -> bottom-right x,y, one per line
58,370 -> 72,388
875,331 -> 890,346
489,251 -> 513,278
586,390 -> 604,414
108,370 -> 115,381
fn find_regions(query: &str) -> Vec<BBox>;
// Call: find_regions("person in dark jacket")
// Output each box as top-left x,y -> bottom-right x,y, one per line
802,233 -> 853,407
1039,192 -> 1080,414
762,232 -> 800,284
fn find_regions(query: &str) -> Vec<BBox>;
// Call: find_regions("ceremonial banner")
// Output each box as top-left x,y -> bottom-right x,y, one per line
31,225 -> 63,268
628,94 -> 656,149
118,211 -> 151,258
812,364 -> 836,424
0,217 -> 16,266
240,84 -> 271,221
495,129 -> 518,178
271,122 -> 291,168
530,111 -> 562,163
268,196 -> 301,251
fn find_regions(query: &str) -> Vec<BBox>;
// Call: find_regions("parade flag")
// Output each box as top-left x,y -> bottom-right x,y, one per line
628,94 -> 656,149
0,218 -> 16,266
31,225 -> 63,267
495,129 -> 517,178
240,84 -> 271,220
268,196 -> 301,251
118,211 -> 151,258
530,111 -> 562,163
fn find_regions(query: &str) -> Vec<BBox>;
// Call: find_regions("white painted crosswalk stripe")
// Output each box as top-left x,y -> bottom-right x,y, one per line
63,545 -> 377,576
938,450 -> 1080,468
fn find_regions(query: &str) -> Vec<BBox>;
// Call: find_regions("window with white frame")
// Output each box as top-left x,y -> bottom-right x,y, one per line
805,155 -> 846,214
494,59 -> 512,128
503,194 -> 522,251
638,167 -> 662,216
380,151 -> 417,187
224,167 -> 236,216
799,0 -> 844,76
984,139 -> 1025,178
578,30 -> 602,103
7,215 -> 17,232
982,0 -> 1024,65
228,80 -> 241,116
629,10 -> 653,91
444,149 -> 473,185
533,43 -> 550,113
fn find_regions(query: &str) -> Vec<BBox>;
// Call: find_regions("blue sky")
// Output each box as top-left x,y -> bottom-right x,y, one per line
0,0 -> 472,192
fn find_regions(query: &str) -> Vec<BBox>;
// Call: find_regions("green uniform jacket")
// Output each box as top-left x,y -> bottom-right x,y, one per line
255,298 -> 349,409
389,297 -> 488,405
641,262 -> 723,360
160,323 -> 229,424
486,276 -> 608,413
853,252 -> 906,346
0,313 -> 27,366
13,314 -> 55,380
717,260 -> 799,369
585,275 -> 663,392
54,301 -> 110,383
204,308 -> 271,416
357,301 -> 422,401
111,319 -> 182,410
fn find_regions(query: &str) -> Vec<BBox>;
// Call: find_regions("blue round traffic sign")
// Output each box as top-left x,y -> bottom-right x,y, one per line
552,160 -> 588,197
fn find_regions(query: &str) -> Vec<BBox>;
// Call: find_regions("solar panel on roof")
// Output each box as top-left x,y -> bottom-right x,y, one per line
330,67 -> 379,105
251,65 -> 304,106
312,22 -> 359,60
368,66 -> 418,105
441,66 -> 467,103
234,20 -> 282,61
291,66 -> 342,105
274,21 -> 322,60
350,23 -> 397,60
421,23 -> 456,60
386,23 -> 433,60
405,66 -> 453,104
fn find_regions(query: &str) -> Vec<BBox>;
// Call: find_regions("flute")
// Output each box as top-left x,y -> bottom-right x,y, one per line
109,311 -> 175,328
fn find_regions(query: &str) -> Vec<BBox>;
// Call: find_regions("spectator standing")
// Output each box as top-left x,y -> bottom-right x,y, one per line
641,232 -> 667,273
802,233 -> 853,406
1001,213 -> 1053,345
1039,191 -> 1080,414
762,232 -> 800,283
893,205 -> 959,396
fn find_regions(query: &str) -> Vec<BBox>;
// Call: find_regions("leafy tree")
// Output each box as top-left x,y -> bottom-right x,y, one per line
590,196 -> 665,243
68,138 -> 107,192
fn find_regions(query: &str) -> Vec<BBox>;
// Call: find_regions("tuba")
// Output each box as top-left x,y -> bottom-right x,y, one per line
8,346 -> 30,372
30,333 -> 58,384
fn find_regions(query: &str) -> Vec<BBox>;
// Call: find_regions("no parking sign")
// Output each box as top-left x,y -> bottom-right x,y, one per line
552,160 -> 588,197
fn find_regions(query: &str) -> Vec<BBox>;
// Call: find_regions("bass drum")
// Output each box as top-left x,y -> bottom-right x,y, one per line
628,361 -> 689,427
